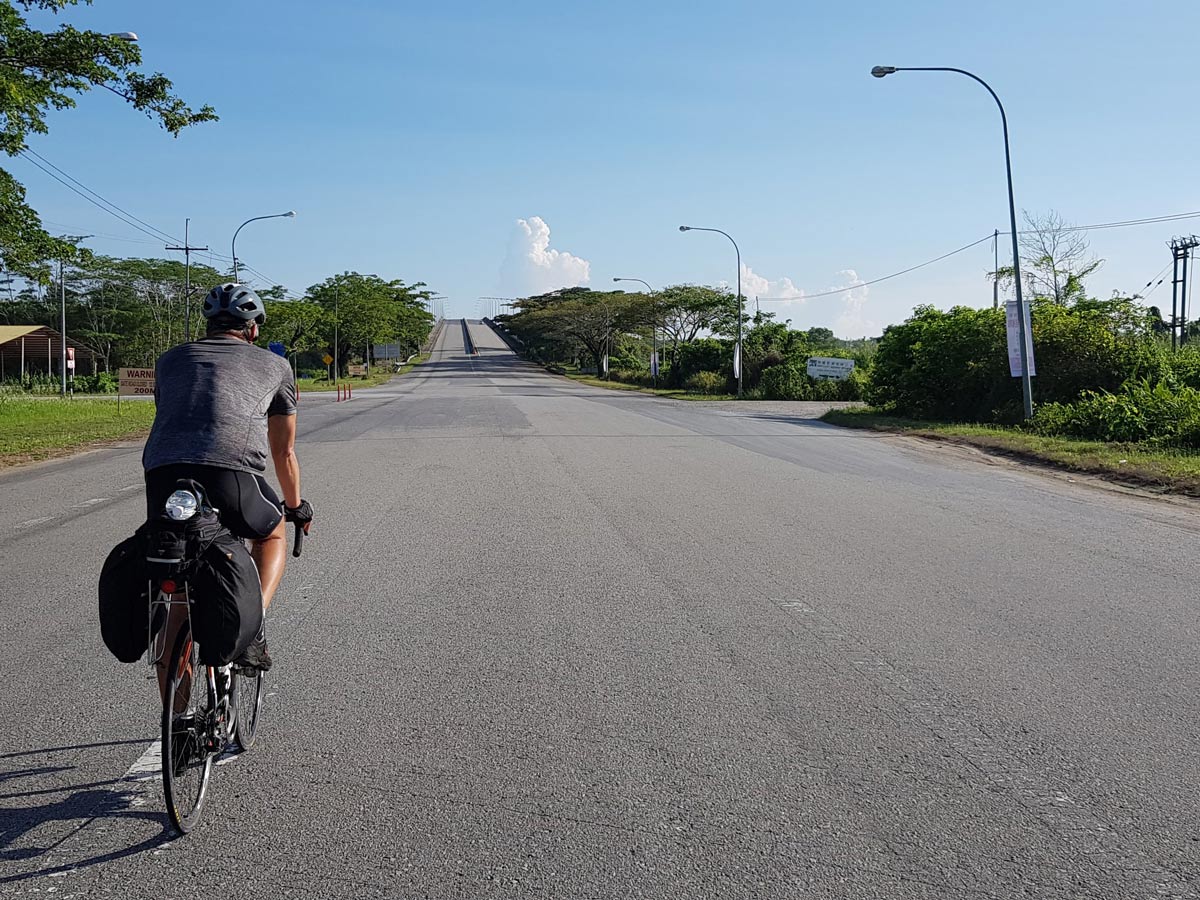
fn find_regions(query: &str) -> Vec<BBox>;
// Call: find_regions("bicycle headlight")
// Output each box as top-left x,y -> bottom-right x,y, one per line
164,489 -> 199,521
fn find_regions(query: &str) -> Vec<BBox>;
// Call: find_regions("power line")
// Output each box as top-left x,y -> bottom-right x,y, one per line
1138,261 -> 1173,300
757,210 -> 1200,303
19,148 -> 181,244
16,151 -> 183,247
40,220 -> 160,245
758,232 -> 995,301
1001,210 -> 1200,237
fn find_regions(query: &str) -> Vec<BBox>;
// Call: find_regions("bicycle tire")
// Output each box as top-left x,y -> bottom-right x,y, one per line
161,625 -> 214,834
232,667 -> 263,751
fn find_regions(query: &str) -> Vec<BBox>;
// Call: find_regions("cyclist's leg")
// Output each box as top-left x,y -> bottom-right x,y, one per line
250,516 -> 288,610
230,471 -> 286,608
155,599 -> 191,710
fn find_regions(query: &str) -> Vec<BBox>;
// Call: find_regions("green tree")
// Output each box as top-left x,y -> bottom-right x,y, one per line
261,298 -> 328,359
306,272 -> 433,374
507,288 -> 650,377
653,285 -> 735,372
0,0 -> 216,280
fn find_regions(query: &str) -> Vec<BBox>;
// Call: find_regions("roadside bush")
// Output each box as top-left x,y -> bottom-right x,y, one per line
685,371 -> 726,395
674,338 -> 731,386
869,299 -> 1167,422
809,379 -> 841,401
1033,300 -> 1169,401
869,305 -> 1011,420
760,364 -> 810,400
72,372 -> 118,394
611,368 -> 653,387
1029,379 -> 1200,447
838,366 -> 869,401
1168,344 -> 1200,390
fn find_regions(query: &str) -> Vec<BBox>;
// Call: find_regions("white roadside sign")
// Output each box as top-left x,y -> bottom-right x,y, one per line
806,356 -> 855,381
118,367 -> 156,397
1005,300 -> 1036,377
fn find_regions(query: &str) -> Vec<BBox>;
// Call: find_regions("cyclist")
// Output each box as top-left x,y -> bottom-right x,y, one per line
142,283 -> 313,673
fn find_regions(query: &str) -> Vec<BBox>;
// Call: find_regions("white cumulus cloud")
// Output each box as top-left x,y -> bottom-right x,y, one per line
499,216 -> 590,296
739,264 -> 806,302
832,269 -> 876,337
732,265 -> 878,337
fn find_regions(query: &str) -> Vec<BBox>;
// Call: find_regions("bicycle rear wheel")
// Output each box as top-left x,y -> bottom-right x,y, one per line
161,625 -> 214,833
232,667 -> 263,751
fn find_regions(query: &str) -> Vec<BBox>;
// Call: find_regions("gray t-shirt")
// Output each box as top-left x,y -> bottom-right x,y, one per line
142,337 -> 297,474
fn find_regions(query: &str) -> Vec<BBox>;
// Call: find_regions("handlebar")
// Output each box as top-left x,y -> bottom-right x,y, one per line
292,522 -> 305,558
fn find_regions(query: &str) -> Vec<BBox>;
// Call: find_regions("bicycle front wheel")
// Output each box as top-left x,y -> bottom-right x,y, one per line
232,667 -> 263,751
161,625 -> 214,834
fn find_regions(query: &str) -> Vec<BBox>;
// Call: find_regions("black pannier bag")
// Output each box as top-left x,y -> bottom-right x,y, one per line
190,530 -> 263,666
98,529 -> 158,663
98,478 -> 262,666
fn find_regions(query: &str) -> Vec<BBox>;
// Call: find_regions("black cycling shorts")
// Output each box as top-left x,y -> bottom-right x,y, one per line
145,464 -> 284,540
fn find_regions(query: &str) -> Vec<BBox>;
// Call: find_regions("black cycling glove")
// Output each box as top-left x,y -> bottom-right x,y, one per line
285,499 -> 314,532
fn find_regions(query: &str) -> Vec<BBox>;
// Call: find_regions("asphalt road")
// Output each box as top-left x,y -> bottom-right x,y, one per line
2,321 -> 1199,899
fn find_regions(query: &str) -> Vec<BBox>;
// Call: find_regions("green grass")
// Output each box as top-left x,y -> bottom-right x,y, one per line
0,397 -> 157,466
822,408 -> 1200,496
563,372 -> 736,401
297,354 -> 429,392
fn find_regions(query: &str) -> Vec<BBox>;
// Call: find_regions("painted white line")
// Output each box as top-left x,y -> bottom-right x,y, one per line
14,516 -> 55,530
124,738 -> 161,782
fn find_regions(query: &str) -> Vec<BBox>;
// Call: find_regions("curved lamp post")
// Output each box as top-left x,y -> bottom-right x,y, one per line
679,225 -> 743,397
871,65 -> 1032,419
613,277 -> 657,387
231,211 -> 295,283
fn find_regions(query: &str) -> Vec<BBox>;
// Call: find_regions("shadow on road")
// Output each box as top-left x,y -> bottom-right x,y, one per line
0,739 -> 171,883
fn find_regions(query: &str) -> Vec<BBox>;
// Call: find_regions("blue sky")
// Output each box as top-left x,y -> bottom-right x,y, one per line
13,0 -> 1197,335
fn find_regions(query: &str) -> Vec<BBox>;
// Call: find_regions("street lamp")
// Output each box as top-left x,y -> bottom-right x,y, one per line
871,65 -> 1033,419
231,211 -> 296,283
613,277 -> 658,387
679,225 -> 744,397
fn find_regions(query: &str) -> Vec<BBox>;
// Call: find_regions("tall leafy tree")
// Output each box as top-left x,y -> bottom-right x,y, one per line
0,0 -> 216,280
507,288 -> 650,377
652,285 -> 736,369
306,272 -> 434,373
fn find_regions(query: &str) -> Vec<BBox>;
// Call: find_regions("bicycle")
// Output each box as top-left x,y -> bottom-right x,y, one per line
146,498 -> 305,834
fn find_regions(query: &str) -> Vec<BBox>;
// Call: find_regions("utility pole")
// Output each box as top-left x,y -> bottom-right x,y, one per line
59,258 -> 66,397
57,234 -> 91,396
166,219 -> 209,342
1169,236 -> 1200,350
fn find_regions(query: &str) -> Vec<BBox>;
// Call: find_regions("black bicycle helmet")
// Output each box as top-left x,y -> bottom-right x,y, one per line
202,283 -> 266,324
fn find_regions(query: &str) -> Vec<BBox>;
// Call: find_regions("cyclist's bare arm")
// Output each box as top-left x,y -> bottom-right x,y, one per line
268,414 -> 301,509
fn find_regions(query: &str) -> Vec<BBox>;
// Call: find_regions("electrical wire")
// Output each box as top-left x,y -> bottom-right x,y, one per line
758,211 -> 1200,303
16,151 -> 183,248
1000,210 -> 1200,237
19,148 -> 182,244
758,232 -> 995,301
40,220 -> 160,245
1138,260 -> 1173,300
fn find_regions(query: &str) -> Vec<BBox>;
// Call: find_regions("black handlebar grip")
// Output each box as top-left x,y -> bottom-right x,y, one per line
292,523 -> 305,558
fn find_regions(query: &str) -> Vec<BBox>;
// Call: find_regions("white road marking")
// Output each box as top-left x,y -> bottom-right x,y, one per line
14,516 -> 54,529
72,497 -> 110,508
124,739 -> 162,782
118,483 -> 142,492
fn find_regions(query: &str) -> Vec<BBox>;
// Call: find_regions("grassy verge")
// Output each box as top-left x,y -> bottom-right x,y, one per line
297,354 -> 429,392
563,372 -> 736,401
822,408 -> 1200,496
0,397 -> 156,467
